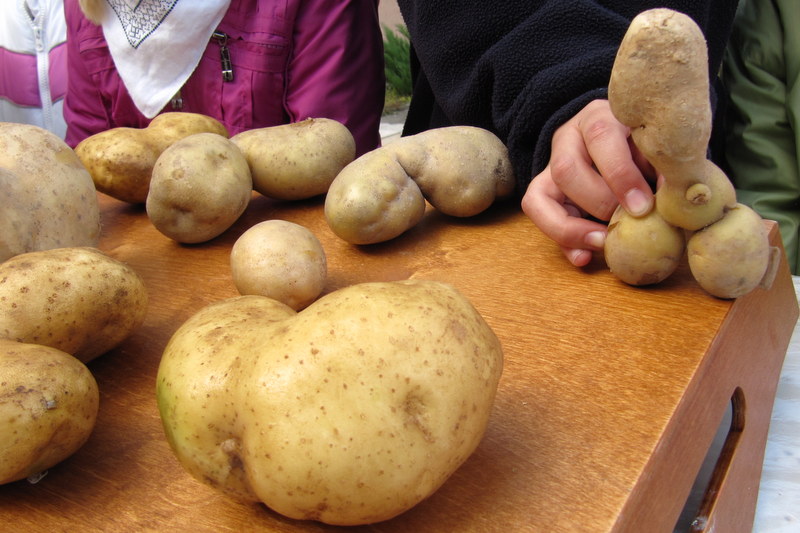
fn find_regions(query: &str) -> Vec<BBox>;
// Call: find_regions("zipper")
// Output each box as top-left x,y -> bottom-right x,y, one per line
211,31 -> 234,82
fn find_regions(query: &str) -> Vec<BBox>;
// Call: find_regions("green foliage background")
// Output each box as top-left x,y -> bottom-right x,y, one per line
383,24 -> 411,113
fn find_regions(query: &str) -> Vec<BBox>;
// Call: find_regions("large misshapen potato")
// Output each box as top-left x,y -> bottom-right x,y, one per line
0,247 -> 148,363
75,112 -> 228,204
156,280 -> 504,525
0,339 -> 99,485
0,123 -> 100,262
146,133 -> 252,243
231,118 -> 355,200
325,126 -> 514,244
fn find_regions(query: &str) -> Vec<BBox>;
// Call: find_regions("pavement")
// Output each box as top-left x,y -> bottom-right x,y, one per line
380,105 -> 408,145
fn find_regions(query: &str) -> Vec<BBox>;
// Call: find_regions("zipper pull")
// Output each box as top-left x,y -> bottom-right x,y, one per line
170,90 -> 183,110
212,31 -> 234,82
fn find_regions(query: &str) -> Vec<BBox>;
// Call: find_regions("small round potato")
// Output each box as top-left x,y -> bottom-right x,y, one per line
230,220 -> 327,310
687,204 -> 771,299
0,339 -> 99,485
146,133 -> 252,243
0,247 -> 149,363
604,205 -> 686,286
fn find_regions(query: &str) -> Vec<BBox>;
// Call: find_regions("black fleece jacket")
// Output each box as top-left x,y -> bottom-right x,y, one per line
396,1 -> 739,197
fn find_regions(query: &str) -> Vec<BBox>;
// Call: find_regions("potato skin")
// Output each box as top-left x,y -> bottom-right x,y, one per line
231,118 -> 355,200
146,133 -> 252,243
324,149 -> 427,244
324,126 -> 514,244
387,126 -> 515,217
687,204 -> 771,299
604,205 -> 686,286
0,247 -> 148,363
157,280 -> 504,525
0,123 -> 101,262
76,112 -> 228,204
0,339 -> 99,485
230,220 -> 327,310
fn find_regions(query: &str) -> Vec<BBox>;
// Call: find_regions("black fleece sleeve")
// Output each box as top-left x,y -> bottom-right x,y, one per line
397,0 -> 739,197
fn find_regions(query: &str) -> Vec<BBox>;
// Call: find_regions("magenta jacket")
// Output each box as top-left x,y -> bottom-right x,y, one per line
63,0 -> 385,156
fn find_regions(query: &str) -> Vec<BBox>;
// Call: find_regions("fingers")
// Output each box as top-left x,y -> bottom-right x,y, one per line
522,167 -> 608,267
554,100 -> 654,218
523,99 -> 658,268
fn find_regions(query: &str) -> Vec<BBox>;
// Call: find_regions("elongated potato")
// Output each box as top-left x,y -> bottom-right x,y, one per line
76,112 -> 228,204
0,123 -> 100,262
0,339 -> 99,485
0,247 -> 148,363
325,126 -> 514,244
605,8 -> 774,298
231,118 -> 355,200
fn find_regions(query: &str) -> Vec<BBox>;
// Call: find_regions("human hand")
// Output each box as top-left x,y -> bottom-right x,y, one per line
521,99 -> 656,267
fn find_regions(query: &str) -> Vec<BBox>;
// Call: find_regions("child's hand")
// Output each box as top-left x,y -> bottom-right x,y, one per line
522,99 -> 656,266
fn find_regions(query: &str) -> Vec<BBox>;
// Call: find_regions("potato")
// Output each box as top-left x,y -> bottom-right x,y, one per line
325,126 -> 514,244
0,339 -> 99,485
156,280 -> 504,525
323,149 -> 427,244
605,8 -> 772,298
75,112 -> 228,204
0,123 -> 100,262
231,118 -> 355,200
0,247 -> 148,363
146,133 -> 252,243
230,220 -> 327,310
688,204 -> 779,299
608,8 -> 737,230
604,205 -> 686,286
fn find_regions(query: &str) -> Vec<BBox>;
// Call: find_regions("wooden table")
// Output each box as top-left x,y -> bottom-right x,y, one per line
1,192 -> 797,532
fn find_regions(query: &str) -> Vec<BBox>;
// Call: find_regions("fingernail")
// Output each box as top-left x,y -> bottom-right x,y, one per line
567,249 -> 592,267
624,188 -> 653,217
585,231 -> 606,248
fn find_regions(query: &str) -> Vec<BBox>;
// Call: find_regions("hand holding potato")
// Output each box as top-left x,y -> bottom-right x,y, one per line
604,8 -> 778,298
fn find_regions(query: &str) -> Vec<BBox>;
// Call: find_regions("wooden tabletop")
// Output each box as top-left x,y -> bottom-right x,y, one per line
1,192 -> 797,532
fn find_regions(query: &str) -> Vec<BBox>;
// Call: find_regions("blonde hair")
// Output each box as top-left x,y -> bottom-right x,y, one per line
79,0 -> 106,24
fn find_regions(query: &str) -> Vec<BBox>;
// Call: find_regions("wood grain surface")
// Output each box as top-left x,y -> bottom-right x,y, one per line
1,192 -> 797,532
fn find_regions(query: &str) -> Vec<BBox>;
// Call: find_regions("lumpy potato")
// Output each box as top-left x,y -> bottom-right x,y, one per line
157,280 -> 504,525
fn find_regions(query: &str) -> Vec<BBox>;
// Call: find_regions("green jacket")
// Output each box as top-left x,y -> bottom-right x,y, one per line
723,0 -> 800,274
